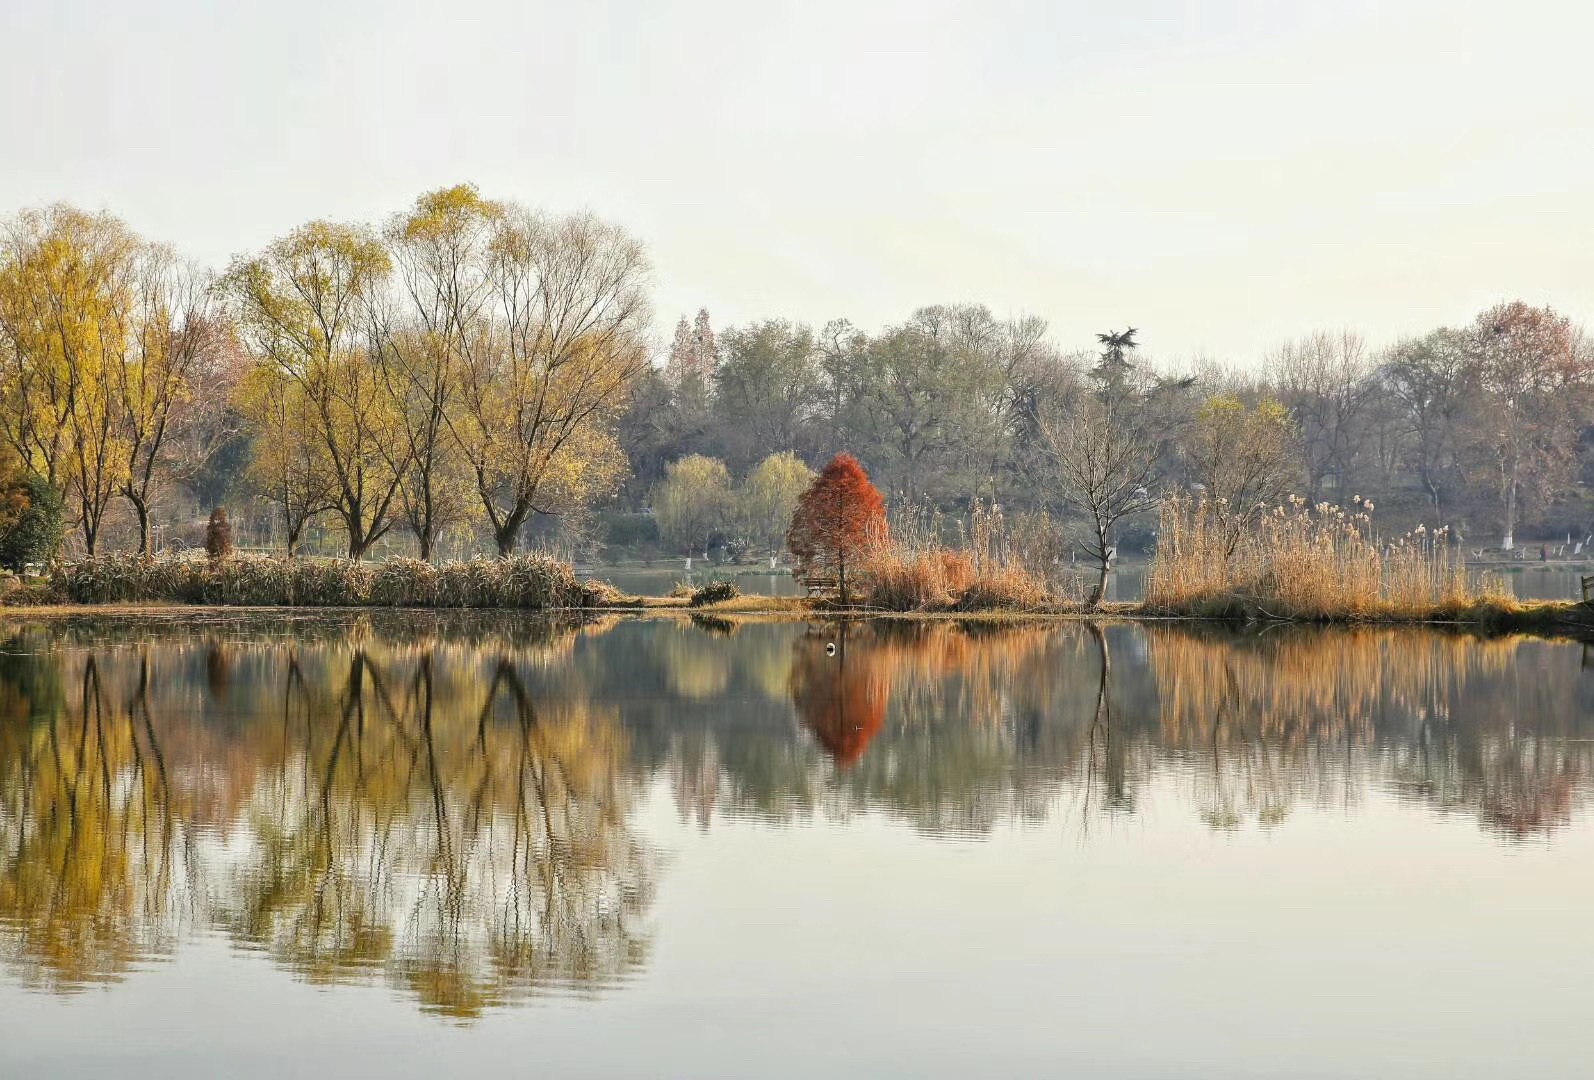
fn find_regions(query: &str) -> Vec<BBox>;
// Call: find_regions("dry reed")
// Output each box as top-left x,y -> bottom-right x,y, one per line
48,553 -> 615,609
861,498 -> 1056,611
1145,494 -> 1510,620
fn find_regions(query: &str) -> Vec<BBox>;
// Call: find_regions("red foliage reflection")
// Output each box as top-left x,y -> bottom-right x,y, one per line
789,628 -> 887,768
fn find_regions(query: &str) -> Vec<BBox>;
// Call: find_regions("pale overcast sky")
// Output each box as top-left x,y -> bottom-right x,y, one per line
2,0 -> 1590,363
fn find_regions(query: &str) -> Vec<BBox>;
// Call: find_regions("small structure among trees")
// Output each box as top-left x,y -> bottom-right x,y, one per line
786,453 -> 886,600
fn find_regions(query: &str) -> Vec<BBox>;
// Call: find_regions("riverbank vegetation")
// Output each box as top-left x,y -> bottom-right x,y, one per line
38,552 -> 616,609
3,186 -> 1594,633
1143,493 -> 1504,619
4,186 -> 1593,575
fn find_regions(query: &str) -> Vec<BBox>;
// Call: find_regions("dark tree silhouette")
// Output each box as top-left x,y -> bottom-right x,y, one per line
204,507 -> 233,562
1091,327 -> 1140,397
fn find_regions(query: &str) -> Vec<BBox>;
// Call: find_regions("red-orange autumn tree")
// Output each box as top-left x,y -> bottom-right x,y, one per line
786,453 -> 886,600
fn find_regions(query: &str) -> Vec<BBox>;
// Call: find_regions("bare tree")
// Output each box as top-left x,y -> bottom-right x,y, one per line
1381,328 -> 1478,522
1268,330 -> 1373,503
1040,395 -> 1160,608
1185,395 -> 1300,559
1469,301 -> 1591,549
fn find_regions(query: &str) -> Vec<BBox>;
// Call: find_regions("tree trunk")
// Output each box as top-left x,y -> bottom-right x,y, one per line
1089,559 -> 1109,608
1088,523 -> 1111,608
130,493 -> 152,557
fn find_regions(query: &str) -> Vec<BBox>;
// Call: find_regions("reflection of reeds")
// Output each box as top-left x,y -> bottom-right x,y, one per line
1145,624 -> 1590,836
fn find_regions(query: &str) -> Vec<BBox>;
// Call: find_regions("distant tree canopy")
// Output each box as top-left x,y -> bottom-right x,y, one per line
3,189 -> 1594,564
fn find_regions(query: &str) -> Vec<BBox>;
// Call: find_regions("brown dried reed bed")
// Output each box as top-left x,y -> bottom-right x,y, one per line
1145,494 -> 1518,622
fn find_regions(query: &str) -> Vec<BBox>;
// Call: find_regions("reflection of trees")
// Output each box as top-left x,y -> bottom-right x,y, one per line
6,612 -> 1594,1005
1081,622 -> 1134,818
784,620 -> 1097,835
641,617 -> 1594,841
0,643 -> 195,991
224,645 -> 654,1018
1146,627 -> 1594,838
0,618 -> 654,1018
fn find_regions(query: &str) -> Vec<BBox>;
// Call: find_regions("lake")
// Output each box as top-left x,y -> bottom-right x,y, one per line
2,611 -> 1592,1078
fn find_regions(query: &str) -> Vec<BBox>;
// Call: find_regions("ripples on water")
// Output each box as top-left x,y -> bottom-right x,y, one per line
1,611 -> 1592,1071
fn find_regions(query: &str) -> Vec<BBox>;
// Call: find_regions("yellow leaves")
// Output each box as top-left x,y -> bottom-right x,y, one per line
652,454 -> 733,554
536,424 -> 628,513
395,183 -> 502,245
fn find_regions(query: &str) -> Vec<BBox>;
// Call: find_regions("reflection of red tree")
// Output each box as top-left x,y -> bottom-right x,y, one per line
789,631 -> 887,768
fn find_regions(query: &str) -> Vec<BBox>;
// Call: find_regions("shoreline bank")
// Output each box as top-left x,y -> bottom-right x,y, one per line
4,594 -> 1593,641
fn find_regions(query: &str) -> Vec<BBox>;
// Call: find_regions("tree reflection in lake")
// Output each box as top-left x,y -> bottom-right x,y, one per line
790,625 -> 887,768
0,614 -> 654,1018
2,612 -> 1593,1012
0,641 -> 196,992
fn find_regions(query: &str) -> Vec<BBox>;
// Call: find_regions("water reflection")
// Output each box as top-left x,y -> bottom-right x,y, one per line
2,611 -> 1592,1015
0,615 -> 653,1018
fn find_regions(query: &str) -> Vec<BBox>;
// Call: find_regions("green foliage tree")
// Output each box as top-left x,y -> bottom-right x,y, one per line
713,320 -> 823,473
653,455 -> 732,558
0,474 -> 65,572
740,451 -> 815,560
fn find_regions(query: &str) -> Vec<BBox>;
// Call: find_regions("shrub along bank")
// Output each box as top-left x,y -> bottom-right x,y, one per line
39,554 -> 620,609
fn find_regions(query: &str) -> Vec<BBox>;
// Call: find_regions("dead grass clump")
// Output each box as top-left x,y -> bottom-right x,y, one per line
49,553 -> 605,609
862,546 -> 1052,612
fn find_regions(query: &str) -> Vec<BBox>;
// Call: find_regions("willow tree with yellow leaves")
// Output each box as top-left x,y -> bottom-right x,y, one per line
112,247 -> 232,553
382,186 -> 498,560
0,205 -> 138,554
226,222 -> 408,559
0,205 -> 232,557
233,361 -> 337,555
461,206 -> 651,556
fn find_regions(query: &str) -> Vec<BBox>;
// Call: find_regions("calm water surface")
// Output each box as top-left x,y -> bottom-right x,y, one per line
2,612 -> 1592,1078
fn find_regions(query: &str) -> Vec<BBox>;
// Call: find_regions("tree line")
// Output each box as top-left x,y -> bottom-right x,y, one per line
624,303 -> 1594,561
0,185 -> 649,563
2,183 -> 1590,568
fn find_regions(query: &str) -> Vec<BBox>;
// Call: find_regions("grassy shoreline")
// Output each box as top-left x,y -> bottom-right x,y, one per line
4,551 -> 1591,639
5,593 -> 1593,639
